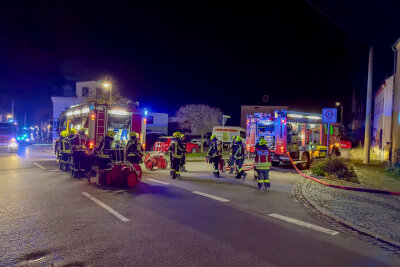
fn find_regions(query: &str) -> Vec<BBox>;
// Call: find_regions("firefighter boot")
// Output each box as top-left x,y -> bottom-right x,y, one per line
241,171 -> 247,180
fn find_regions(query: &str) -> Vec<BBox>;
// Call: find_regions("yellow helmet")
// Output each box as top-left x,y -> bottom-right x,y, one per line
259,138 -> 267,146
129,131 -> 138,137
173,131 -> 182,138
210,134 -> 216,140
107,131 -> 115,138
180,134 -> 185,139
70,128 -> 77,135
235,136 -> 242,142
60,131 -> 68,137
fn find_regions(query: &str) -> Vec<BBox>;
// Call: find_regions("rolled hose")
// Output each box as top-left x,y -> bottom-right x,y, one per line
286,152 -> 400,196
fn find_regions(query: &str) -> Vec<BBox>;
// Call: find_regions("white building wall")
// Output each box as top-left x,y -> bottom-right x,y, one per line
76,81 -> 104,99
146,113 -> 168,135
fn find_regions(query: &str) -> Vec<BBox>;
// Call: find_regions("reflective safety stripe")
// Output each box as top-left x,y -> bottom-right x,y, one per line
213,169 -> 219,172
258,180 -> 270,183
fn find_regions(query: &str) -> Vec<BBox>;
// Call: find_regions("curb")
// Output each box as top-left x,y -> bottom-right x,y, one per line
300,178 -> 400,248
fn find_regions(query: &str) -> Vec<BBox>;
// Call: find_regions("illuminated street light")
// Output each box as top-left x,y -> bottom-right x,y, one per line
335,102 -> 341,106
102,76 -> 112,103
6,114 -> 12,119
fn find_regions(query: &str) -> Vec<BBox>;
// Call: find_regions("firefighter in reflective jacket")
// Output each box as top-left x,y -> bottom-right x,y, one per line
125,131 -> 143,164
58,131 -> 71,170
71,129 -> 88,177
228,136 -> 237,174
254,138 -> 271,191
169,132 -> 185,179
207,134 -> 221,177
233,136 -> 247,179
96,131 -> 115,170
180,134 -> 187,172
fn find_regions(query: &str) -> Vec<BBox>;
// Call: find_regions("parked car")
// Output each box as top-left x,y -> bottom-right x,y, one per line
190,133 -> 212,147
152,136 -> 199,153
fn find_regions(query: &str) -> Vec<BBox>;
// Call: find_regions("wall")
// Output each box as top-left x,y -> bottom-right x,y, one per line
240,105 -> 288,129
146,113 -> 168,135
76,81 -> 104,99
391,41 -> 400,161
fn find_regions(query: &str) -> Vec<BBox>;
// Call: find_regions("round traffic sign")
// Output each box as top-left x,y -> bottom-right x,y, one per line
325,110 -> 334,119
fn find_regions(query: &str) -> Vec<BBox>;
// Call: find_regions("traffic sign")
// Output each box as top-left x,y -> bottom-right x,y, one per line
322,108 -> 337,123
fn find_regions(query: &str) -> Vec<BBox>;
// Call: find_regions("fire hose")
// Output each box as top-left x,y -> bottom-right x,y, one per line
287,152 -> 400,196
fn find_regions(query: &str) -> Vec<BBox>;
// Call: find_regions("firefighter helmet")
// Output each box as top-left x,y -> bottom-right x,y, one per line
70,128 -> 77,135
107,131 -> 115,138
180,134 -> 185,140
232,135 -> 237,142
210,134 -> 216,140
173,132 -> 182,138
129,131 -> 138,138
259,138 -> 267,146
60,131 -> 68,137
235,136 -> 242,142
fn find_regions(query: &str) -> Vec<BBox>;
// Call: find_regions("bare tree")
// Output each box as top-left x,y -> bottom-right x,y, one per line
176,104 -> 222,152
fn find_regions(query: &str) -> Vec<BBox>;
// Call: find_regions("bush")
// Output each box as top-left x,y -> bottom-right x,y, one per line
310,157 -> 358,183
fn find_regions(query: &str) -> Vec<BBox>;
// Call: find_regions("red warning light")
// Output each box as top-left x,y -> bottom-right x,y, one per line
143,118 -> 147,124
91,113 -> 95,121
89,141 -> 94,149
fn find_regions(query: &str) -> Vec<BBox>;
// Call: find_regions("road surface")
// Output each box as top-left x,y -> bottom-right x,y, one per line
0,145 -> 399,266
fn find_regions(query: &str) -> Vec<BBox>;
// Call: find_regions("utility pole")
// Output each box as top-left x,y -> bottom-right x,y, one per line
24,112 -> 27,128
11,99 -> 14,119
363,46 -> 374,164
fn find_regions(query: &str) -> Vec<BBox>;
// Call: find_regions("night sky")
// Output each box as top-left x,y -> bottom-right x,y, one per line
0,0 -> 400,126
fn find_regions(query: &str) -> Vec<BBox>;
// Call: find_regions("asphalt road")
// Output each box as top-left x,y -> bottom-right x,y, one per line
0,145 -> 399,266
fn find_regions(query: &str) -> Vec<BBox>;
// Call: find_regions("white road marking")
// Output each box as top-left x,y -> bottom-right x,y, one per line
82,192 -> 130,222
192,191 -> 230,202
33,163 -> 46,170
147,178 -> 170,185
268,213 -> 339,235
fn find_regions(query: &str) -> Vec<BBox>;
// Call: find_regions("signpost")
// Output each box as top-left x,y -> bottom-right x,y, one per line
322,108 -> 337,157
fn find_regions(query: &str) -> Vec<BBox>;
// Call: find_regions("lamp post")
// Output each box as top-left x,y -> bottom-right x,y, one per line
335,102 -> 343,123
103,76 -> 112,103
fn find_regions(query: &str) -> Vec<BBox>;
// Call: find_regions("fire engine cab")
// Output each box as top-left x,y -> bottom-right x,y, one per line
59,101 -> 146,149
246,110 -> 342,169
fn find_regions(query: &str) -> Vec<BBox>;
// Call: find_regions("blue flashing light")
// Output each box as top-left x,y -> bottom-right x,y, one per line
144,109 -> 148,116
17,137 -> 21,140
90,104 -> 94,110
8,118 -> 13,123
23,134 -> 27,137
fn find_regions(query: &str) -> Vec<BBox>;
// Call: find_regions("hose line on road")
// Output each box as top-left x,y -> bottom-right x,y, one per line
287,153 -> 400,196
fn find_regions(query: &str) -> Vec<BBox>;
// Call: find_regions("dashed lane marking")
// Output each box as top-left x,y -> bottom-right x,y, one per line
147,178 -> 170,185
268,213 -> 339,235
82,192 -> 130,222
192,191 -> 230,202
33,163 -> 46,170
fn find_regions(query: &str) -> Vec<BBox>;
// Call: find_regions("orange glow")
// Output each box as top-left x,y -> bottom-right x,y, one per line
89,141 -> 94,148
91,113 -> 95,120
142,143 -> 146,149
143,118 -> 147,124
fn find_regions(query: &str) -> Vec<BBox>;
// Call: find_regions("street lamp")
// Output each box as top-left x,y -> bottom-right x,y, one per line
102,77 -> 112,103
335,102 -> 343,123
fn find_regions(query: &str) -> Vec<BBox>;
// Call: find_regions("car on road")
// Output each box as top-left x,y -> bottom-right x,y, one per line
0,122 -> 18,153
152,136 -> 199,154
190,133 -> 212,147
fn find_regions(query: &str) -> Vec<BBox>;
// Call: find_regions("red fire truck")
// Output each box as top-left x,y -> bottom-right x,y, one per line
59,100 -> 146,150
246,110 -> 343,169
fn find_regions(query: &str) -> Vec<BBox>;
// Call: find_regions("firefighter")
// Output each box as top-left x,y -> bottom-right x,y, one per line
180,134 -> 187,172
169,131 -> 185,179
233,136 -> 247,179
71,129 -> 88,178
254,138 -> 271,191
96,131 -> 115,171
59,130 -> 72,171
125,131 -> 143,164
228,136 -> 237,174
207,134 -> 221,177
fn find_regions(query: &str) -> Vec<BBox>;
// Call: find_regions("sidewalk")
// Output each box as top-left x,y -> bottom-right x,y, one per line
298,177 -> 400,248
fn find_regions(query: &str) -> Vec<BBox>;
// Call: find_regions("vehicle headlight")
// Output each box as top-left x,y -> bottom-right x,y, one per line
10,142 -> 18,148
25,138 -> 30,142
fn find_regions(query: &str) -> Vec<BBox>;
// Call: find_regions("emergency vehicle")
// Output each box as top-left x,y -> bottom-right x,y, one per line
58,100 -> 146,150
0,122 -> 18,153
246,110 -> 343,169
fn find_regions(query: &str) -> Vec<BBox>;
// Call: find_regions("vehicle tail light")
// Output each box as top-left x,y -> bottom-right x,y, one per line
142,143 -> 146,150
143,118 -> 147,124
89,141 -> 94,149
91,114 -> 95,120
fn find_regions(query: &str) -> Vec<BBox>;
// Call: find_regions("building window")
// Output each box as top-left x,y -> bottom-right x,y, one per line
96,88 -> 102,97
82,87 -> 89,97
147,116 -> 154,125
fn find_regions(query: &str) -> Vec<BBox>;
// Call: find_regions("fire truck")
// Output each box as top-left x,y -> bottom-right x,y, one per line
246,110 -> 343,169
59,100 -> 146,150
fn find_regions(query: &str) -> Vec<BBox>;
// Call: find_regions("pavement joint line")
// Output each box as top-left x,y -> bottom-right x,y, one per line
33,163 -> 46,170
82,192 -> 130,222
192,191 -> 230,202
147,178 -> 170,185
268,213 -> 340,236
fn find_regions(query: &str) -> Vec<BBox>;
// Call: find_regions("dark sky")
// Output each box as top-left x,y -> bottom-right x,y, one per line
0,0 -> 400,125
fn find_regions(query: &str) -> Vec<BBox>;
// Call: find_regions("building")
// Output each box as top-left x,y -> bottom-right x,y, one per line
51,81 -> 106,140
372,76 -> 393,161
240,105 -> 288,129
146,113 -> 168,135
391,39 -> 400,163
